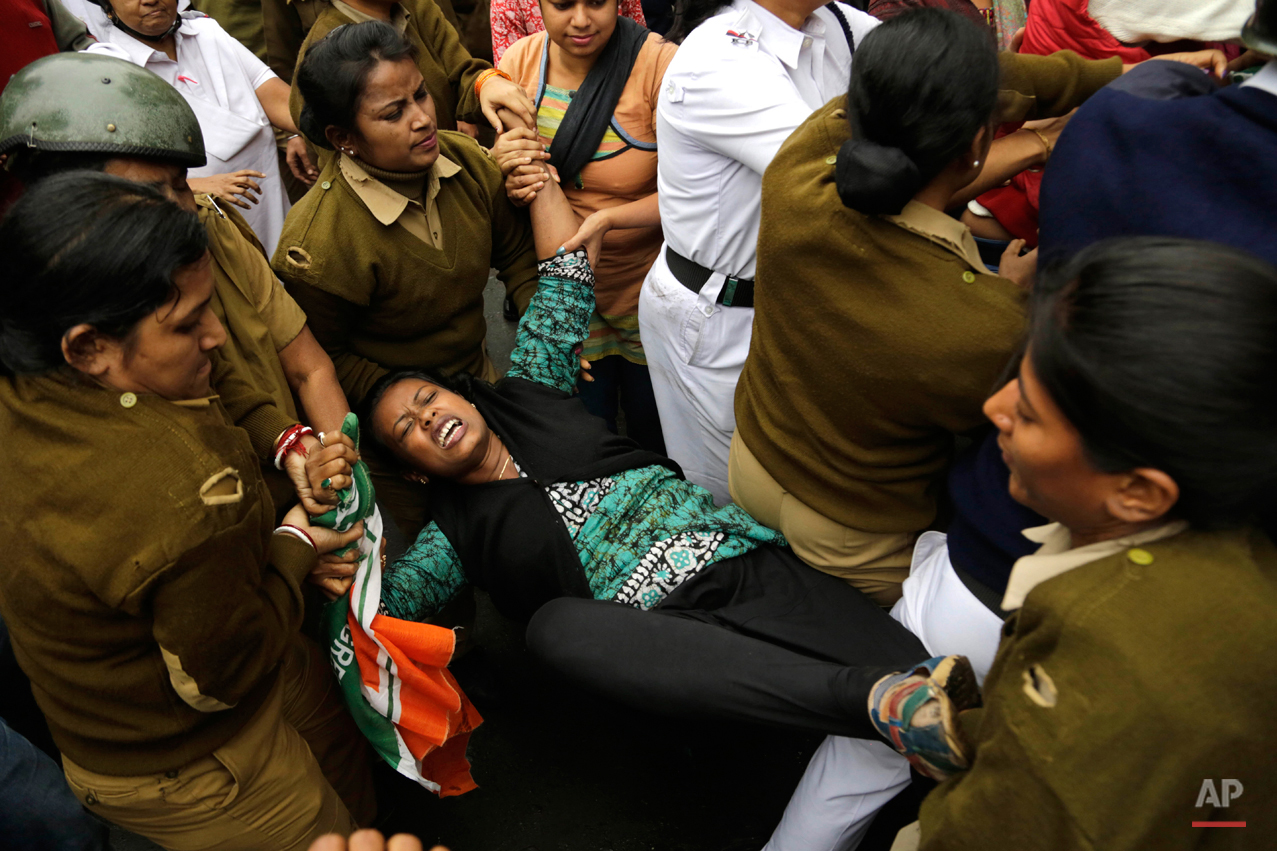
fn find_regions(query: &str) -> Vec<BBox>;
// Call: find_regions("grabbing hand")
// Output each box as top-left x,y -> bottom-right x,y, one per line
284,431 -> 359,515
283,504 -> 365,555
188,170 -> 265,209
492,126 -> 550,178
1020,110 -> 1074,166
309,544 -> 360,600
480,76 -> 536,134
1150,49 -> 1229,79
559,209 -> 611,271
286,135 -> 318,185
505,161 -> 557,206
308,830 -> 447,851
998,239 -> 1038,289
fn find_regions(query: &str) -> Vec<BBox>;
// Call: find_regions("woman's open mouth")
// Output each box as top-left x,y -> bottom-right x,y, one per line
433,416 -> 466,449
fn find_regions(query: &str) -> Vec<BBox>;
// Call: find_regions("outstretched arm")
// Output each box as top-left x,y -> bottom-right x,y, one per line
506,165 -> 599,393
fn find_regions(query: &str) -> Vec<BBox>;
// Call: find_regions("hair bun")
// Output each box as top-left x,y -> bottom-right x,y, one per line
834,138 -> 923,216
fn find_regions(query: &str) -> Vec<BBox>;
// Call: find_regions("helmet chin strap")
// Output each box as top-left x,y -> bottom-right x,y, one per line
102,3 -> 183,43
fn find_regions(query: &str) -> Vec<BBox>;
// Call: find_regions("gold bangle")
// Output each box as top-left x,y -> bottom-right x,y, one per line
474,68 -> 513,100
1027,127 -> 1052,164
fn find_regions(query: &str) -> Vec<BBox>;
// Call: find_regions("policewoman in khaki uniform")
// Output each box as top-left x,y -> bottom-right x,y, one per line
1,52 -> 354,514
733,20 -> 1135,608
913,239 -> 1277,851
0,172 -> 373,850
274,21 -> 538,535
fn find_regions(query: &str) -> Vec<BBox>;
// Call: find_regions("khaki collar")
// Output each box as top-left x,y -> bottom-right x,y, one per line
1002,520 -> 1190,611
331,0 -> 410,33
884,200 -> 991,274
339,153 -> 462,226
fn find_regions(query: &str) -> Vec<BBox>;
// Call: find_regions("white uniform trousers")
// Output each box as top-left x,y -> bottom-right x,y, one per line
764,532 -> 1005,851
638,247 -> 753,504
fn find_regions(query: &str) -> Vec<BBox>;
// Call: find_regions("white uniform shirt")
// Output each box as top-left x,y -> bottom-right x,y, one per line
87,14 -> 291,254
655,0 -> 879,279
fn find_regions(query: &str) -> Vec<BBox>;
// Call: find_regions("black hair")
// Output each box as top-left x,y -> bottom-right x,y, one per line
838,8 -> 998,214
665,0 -> 730,43
361,368 -> 476,452
1029,237 -> 1277,531
296,21 -> 419,150
0,171 -> 208,374
6,150 -> 114,187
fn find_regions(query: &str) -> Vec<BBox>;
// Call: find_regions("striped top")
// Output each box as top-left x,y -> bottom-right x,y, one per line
500,30 -> 678,363
537,85 -> 629,188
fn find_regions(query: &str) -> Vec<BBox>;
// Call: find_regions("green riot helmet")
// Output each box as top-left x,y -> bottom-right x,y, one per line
0,53 -> 205,167
1243,0 -> 1277,54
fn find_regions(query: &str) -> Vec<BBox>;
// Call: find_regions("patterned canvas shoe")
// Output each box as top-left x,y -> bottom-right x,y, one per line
868,655 -> 981,781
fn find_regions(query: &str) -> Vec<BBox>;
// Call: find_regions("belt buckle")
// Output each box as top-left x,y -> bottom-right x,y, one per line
720,277 -> 739,307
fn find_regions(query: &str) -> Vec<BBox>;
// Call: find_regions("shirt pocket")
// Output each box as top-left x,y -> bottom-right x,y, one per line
186,94 -> 269,166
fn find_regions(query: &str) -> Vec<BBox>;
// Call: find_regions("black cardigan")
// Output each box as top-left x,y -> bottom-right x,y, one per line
428,377 -> 680,620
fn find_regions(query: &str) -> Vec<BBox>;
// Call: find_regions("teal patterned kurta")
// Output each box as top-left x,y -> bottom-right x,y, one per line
380,252 -> 785,623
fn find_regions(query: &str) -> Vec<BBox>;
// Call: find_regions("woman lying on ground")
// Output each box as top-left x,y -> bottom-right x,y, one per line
910,237 -> 1277,849
0,173 -> 375,849
356,161 -> 978,777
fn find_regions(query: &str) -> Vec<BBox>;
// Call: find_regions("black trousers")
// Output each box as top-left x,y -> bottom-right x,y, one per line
527,545 -> 928,739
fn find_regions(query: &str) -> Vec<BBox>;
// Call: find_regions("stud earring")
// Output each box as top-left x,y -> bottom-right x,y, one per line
973,159 -> 981,168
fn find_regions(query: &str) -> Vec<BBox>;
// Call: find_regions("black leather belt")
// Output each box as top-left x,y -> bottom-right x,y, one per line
665,247 -> 756,308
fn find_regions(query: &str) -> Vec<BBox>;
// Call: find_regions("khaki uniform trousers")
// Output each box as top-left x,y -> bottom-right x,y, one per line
728,432 -> 913,607
63,636 -> 375,851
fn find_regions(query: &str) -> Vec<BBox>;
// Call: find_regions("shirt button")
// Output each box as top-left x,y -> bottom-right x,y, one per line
320,181 -> 331,190
119,392 -> 138,408
701,305 -> 713,317
1127,548 -> 1154,565
803,37 -> 812,48
84,794 -> 98,806
825,154 -> 837,165
165,769 -> 180,778
962,271 -> 976,283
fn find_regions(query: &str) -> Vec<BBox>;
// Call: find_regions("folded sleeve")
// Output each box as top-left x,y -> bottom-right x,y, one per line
995,51 -> 1123,124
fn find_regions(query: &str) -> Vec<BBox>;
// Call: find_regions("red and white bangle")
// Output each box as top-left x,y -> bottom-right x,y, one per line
275,524 -> 317,552
273,424 -> 313,470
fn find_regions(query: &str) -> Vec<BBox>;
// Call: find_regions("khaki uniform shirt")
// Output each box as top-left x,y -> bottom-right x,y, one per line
0,369 -> 316,775
914,525 -> 1277,850
734,51 -> 1124,535
199,194 -> 307,421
